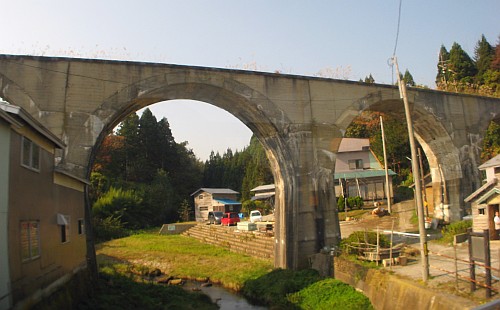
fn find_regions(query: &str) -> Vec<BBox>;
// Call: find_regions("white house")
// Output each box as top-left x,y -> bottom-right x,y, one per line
464,154 -> 500,240
191,188 -> 241,222
334,138 -> 396,204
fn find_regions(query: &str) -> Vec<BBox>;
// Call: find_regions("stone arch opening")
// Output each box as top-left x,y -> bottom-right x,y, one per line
338,97 -> 464,221
87,75 -> 298,268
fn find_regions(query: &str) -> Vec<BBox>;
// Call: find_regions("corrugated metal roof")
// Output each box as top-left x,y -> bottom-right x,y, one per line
464,178 -> 498,203
190,188 -> 239,196
334,169 -> 396,180
338,138 -> 370,153
214,198 -> 241,205
251,193 -> 275,201
479,154 -> 500,170
251,184 -> 275,192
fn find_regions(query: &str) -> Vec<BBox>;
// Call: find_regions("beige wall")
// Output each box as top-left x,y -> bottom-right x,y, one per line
8,130 -> 86,305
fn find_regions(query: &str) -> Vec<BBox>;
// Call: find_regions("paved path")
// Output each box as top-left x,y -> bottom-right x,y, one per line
340,201 -> 500,301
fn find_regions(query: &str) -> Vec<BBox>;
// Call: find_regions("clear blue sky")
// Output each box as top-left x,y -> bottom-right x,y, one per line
1,1 -> 499,160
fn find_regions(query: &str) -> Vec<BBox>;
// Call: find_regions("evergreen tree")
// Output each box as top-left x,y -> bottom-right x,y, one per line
448,42 -> 477,84
474,34 -> 495,84
492,35 -> 500,70
240,135 -> 273,200
138,108 -> 160,182
158,117 -> 176,171
482,35 -> 500,97
364,74 -> 375,84
142,169 -> 177,225
116,113 -> 142,182
403,69 -> 415,87
436,45 -> 450,85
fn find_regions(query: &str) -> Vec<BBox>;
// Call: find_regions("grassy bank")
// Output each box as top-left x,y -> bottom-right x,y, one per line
96,232 -> 273,290
93,231 -> 373,309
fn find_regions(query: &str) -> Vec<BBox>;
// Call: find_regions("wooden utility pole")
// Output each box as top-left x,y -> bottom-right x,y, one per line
418,147 -> 428,217
380,116 -> 392,213
393,56 -> 429,282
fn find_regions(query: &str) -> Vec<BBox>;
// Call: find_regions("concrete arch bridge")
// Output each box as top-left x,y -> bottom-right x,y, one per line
1,55 -> 499,269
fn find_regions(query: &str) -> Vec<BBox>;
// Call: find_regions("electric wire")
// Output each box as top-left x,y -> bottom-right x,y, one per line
390,0 -> 403,84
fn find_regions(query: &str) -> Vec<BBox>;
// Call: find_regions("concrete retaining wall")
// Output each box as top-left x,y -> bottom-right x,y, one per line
334,258 -> 477,310
182,224 -> 274,260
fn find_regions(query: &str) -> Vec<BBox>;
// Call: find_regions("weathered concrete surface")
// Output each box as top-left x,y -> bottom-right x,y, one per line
1,55 -> 499,269
335,258 -> 478,310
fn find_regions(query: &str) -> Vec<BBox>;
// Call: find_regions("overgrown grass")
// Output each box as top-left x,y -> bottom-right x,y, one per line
241,269 -> 374,309
287,278 -> 374,310
241,268 -> 322,308
96,232 -> 273,290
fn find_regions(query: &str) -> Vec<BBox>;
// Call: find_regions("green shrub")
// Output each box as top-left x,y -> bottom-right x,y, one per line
241,268 -> 321,308
341,231 -> 390,254
338,196 -> 364,211
440,220 -> 472,244
287,278 -> 373,310
347,196 -> 364,209
93,214 -> 129,243
337,196 -> 345,212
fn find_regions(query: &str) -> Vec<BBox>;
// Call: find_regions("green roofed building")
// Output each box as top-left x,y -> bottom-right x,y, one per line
334,138 -> 395,204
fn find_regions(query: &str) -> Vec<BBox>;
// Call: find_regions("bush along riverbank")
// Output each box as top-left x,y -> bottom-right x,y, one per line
37,231 -> 373,309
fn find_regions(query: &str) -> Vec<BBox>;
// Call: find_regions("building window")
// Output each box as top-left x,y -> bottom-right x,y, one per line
57,214 -> 70,243
21,137 -> 40,171
479,208 -> 485,215
198,194 -> 204,200
348,159 -> 363,170
21,221 -> 40,261
77,219 -> 85,235
495,167 -> 500,175
199,206 -> 208,211
61,225 -> 70,243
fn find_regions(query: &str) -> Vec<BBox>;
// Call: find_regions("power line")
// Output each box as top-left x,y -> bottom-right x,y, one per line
392,0 -> 403,57
390,0 -> 403,84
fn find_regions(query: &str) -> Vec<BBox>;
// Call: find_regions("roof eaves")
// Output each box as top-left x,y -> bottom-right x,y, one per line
0,102 -> 65,149
464,178 -> 498,203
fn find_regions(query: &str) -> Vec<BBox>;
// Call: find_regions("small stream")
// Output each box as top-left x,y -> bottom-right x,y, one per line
183,281 -> 267,310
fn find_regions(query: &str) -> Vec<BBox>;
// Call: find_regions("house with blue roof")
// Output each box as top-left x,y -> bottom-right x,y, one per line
334,138 -> 396,205
191,188 -> 242,222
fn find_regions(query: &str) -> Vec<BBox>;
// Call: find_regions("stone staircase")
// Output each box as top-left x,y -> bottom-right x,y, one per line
182,223 -> 274,260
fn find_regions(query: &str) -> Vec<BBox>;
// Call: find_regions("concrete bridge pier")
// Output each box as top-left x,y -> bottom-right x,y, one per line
269,124 -> 341,269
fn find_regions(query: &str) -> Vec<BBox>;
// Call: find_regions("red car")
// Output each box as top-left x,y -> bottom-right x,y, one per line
221,212 -> 240,226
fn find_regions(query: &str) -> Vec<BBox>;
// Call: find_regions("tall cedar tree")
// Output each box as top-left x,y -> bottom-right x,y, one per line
116,113 -> 142,182
436,45 -> 450,85
138,108 -> 161,182
447,42 -> 477,84
92,109 -> 203,226
403,69 -> 415,86
474,34 -> 495,84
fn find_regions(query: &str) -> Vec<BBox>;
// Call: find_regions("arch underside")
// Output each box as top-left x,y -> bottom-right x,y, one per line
345,98 -> 469,221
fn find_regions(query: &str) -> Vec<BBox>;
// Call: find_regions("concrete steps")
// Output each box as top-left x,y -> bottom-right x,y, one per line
182,223 -> 274,260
